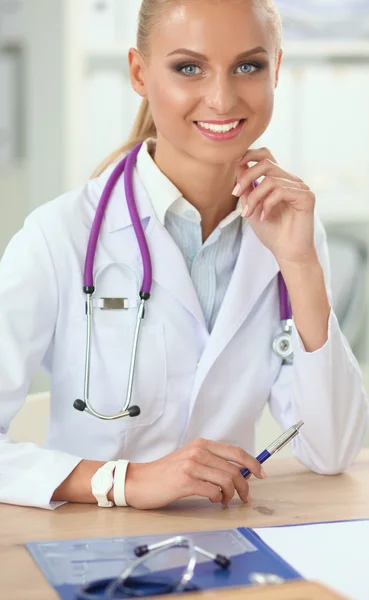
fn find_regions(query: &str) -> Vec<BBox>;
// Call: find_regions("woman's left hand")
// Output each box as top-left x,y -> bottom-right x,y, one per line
233,147 -> 317,265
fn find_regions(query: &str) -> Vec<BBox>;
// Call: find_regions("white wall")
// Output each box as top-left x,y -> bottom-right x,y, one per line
0,164 -> 27,256
25,0 -> 65,211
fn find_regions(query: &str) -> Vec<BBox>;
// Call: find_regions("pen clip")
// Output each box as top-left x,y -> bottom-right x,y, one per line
273,431 -> 299,454
267,421 -> 304,455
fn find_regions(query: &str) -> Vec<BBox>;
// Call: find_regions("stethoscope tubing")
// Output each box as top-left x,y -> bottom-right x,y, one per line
75,143 -> 293,421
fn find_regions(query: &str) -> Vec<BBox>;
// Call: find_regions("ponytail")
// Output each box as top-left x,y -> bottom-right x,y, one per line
91,97 -> 157,178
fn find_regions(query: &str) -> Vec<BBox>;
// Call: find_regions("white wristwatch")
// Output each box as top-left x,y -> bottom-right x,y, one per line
91,461 -> 117,507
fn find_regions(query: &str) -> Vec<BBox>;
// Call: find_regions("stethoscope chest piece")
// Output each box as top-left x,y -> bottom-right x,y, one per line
272,319 -> 294,364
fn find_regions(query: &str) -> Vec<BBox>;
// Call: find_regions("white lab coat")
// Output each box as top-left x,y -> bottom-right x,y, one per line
0,162 -> 368,509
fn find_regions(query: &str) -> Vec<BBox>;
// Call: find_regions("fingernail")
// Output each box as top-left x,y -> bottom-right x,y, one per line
261,468 -> 267,479
232,183 -> 241,196
247,494 -> 252,504
242,204 -> 249,218
260,210 -> 265,222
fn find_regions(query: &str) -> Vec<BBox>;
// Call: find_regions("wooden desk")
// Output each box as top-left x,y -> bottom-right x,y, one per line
2,450 -> 369,600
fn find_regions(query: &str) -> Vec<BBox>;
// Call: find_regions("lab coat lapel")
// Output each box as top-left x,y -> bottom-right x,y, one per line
188,222 -> 279,409
105,169 -> 207,328
145,217 -> 207,328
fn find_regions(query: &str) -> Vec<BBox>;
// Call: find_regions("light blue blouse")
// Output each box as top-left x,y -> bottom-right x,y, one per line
136,140 -> 243,332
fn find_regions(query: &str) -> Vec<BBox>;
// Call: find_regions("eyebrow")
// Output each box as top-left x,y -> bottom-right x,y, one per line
166,46 -> 268,61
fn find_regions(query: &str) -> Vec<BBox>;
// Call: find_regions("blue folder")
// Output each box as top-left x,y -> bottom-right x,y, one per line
26,527 -> 302,599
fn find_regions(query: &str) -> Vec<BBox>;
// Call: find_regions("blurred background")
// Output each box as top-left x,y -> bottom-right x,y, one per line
1,0 -> 369,453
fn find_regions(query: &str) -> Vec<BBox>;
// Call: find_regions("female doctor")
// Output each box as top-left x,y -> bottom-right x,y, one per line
0,0 -> 368,511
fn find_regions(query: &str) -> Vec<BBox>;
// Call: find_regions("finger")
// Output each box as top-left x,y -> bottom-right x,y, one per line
234,160 -> 302,199
262,187 -> 315,221
188,445 -> 244,469
232,472 -> 250,503
240,183 -> 255,213
241,194 -> 263,222
241,176 -> 278,219
236,147 -> 278,166
187,447 -> 250,502
242,177 -> 307,219
189,463 -> 236,505
184,480 -> 224,504
192,438 -> 266,480
233,164 -> 254,211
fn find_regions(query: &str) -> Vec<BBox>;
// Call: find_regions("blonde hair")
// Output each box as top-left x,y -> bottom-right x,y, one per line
92,0 -> 282,177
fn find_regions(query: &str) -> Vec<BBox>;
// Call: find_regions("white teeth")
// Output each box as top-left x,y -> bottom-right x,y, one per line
197,120 -> 240,133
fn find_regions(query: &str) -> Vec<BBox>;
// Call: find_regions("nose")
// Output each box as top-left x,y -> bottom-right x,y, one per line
203,73 -> 238,116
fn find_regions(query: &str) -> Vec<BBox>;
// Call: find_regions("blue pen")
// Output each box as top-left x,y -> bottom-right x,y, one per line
240,420 -> 304,478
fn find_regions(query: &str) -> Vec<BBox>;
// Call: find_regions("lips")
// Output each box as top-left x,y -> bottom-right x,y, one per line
196,119 -> 240,133
195,118 -> 244,125
194,119 -> 246,142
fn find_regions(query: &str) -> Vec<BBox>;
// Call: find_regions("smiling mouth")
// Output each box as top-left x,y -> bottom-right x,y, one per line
194,119 -> 245,133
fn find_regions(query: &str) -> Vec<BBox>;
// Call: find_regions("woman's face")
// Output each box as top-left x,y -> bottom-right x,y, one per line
132,0 -> 282,164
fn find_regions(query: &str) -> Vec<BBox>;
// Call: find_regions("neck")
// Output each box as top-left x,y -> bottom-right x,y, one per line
152,136 -> 238,241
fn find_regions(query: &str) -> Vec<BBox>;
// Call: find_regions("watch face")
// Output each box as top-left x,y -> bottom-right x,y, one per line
93,470 -> 112,493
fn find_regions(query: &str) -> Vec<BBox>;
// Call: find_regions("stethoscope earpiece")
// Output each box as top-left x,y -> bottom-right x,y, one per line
134,544 -> 149,557
73,399 -> 87,412
127,405 -> 141,417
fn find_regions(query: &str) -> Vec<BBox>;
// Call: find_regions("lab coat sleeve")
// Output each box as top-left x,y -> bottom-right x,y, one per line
268,214 -> 369,475
0,216 -> 83,509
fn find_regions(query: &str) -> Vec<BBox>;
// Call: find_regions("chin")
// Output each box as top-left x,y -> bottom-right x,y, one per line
189,142 -> 248,166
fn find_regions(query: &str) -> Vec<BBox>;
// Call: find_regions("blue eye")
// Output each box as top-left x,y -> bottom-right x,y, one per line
237,63 -> 259,74
177,64 -> 202,76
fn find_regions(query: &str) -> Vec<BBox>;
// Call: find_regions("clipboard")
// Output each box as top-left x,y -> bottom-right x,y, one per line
26,527 -> 302,600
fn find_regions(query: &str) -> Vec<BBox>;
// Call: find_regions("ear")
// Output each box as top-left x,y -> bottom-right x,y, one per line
274,48 -> 283,89
128,48 -> 148,98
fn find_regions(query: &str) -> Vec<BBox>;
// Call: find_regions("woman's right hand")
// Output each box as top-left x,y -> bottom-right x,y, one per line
124,438 -> 266,509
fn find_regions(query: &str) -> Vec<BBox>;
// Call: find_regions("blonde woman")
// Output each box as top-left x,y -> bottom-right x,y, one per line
0,0 -> 367,510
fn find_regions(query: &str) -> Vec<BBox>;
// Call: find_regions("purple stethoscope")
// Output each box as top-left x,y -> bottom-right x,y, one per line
73,143 -> 293,422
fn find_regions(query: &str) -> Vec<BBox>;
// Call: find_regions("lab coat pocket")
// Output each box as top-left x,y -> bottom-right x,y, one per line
87,318 -> 167,429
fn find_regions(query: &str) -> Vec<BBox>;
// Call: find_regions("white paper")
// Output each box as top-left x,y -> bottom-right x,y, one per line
255,520 -> 369,600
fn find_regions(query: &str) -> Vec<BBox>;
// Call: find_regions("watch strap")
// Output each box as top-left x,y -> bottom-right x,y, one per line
113,460 -> 130,507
